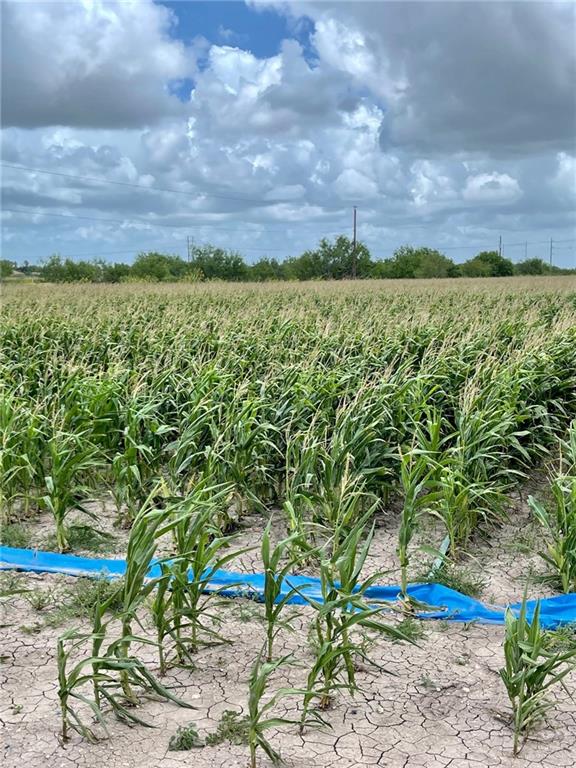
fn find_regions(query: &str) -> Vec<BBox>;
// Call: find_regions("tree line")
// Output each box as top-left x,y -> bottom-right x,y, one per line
2,236 -> 574,283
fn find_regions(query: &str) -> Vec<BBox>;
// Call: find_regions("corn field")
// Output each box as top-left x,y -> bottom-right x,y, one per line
1,278 -> 576,765
2,280 -> 575,546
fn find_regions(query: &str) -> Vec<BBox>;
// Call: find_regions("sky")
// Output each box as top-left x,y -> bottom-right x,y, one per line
1,0 -> 575,268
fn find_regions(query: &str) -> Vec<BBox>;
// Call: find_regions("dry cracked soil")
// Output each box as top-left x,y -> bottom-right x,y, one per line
1,494 -> 575,768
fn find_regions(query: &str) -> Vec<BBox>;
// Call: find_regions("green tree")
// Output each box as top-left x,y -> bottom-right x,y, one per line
0,259 -> 15,278
41,254 -> 100,283
248,257 -> 285,282
99,261 -> 132,283
189,245 -> 248,281
462,251 -> 514,277
131,252 -> 188,281
514,258 -> 552,276
285,236 -> 372,280
375,246 -> 457,279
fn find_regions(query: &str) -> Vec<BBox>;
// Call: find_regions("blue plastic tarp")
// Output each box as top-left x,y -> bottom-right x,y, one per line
1,545 -> 575,629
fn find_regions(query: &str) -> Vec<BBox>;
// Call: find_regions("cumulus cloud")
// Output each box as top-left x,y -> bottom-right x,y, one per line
1,0 -> 192,128
277,0 -> 576,154
463,173 -> 522,204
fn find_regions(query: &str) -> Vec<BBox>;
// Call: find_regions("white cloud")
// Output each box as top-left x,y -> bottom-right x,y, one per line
551,152 -> 576,201
462,173 -> 522,203
1,0 -> 192,128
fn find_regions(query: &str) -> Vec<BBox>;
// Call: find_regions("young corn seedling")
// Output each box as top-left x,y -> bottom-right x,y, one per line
528,477 -> 576,593
301,515 -> 413,727
246,649 -> 325,768
500,595 -> 576,755
397,450 -> 437,606
92,489 -> 178,704
58,626 -> 195,743
150,484 -> 252,668
57,628 -> 109,743
41,429 -> 102,552
261,521 -> 303,662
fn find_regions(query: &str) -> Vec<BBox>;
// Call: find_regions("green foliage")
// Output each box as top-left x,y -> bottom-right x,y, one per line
1,523 -> 31,548
57,626 -> 195,743
461,250 -> 514,277
2,282 -> 575,566
150,484 -> 247,671
44,523 -> 116,554
44,577 -> 124,627
245,651 -> 325,768
302,517 -> 414,722
500,595 -> 576,755
168,723 -> 204,750
131,251 -> 190,282
189,244 -> 248,281
374,245 -> 458,279
27,240 -> 575,283
397,449 -> 438,602
0,259 -> 15,278
284,235 -> 372,280
393,617 -> 427,643
528,422 -> 576,593
261,521 -> 302,662
40,430 -> 103,552
205,709 -> 250,746
416,563 -> 486,599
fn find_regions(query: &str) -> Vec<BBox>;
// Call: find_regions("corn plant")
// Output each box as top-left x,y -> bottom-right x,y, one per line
246,650 -> 325,768
261,522 -> 303,662
57,627 -> 195,743
0,396 -> 46,520
301,516 -> 413,726
110,396 -> 172,526
499,596 -> 576,755
430,466 -> 505,558
41,429 -> 102,552
397,450 -> 437,604
92,489 -> 174,704
150,485 -> 251,669
529,477 -> 576,594
2,283 -> 575,572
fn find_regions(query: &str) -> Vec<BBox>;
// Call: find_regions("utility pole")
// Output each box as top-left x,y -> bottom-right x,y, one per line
549,238 -> 553,266
352,206 -> 357,279
498,235 -> 502,258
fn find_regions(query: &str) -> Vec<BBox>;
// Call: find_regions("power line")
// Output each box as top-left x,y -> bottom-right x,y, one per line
57,244 -> 293,258
1,162 -> 294,207
1,206 -> 343,236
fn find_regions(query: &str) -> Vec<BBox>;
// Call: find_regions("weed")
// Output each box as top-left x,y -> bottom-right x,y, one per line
20,623 -> 43,635
205,710 -> 250,746
168,723 -> 204,751
24,588 -> 55,612
543,624 -> 576,653
45,577 -> 124,627
45,524 -> 116,554
393,617 -> 427,643
418,675 -> 440,691
416,563 -> 486,599
1,523 -> 31,549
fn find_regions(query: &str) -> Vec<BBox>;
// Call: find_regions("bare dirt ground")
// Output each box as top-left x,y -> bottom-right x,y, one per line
1,496 -> 575,768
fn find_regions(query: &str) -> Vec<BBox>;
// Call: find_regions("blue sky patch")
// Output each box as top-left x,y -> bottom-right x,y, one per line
159,1 -> 314,60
